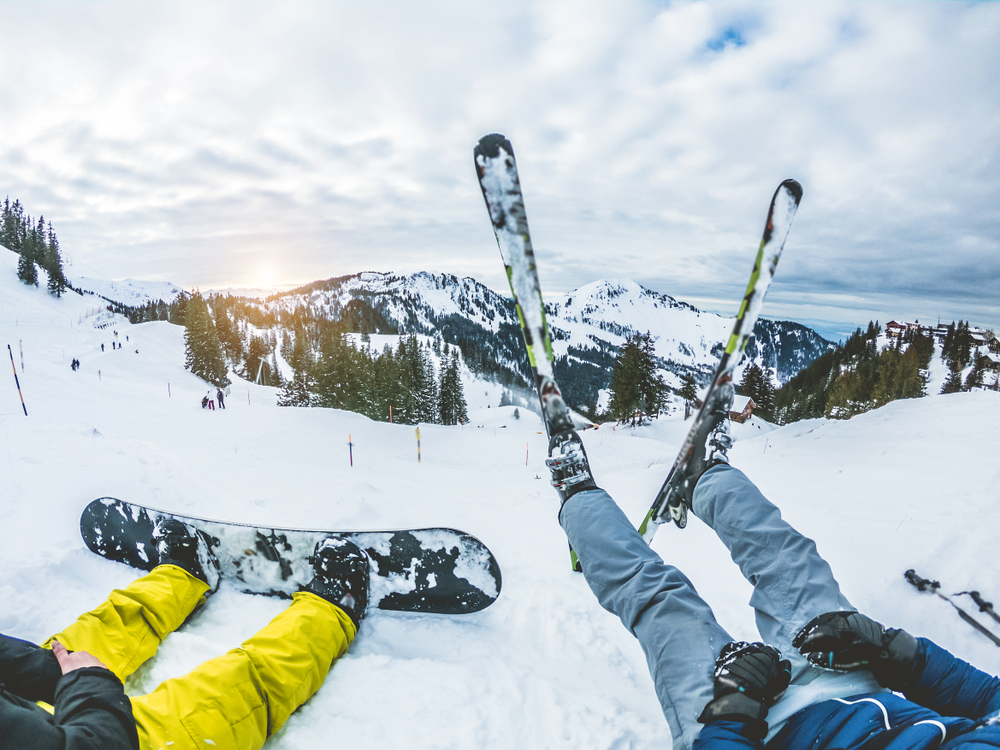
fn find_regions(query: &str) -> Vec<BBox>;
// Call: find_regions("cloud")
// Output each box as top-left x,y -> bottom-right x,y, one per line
1,0 -> 997,331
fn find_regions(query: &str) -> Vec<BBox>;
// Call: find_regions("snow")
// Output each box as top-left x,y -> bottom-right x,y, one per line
70,275 -> 185,306
2,245 -> 999,749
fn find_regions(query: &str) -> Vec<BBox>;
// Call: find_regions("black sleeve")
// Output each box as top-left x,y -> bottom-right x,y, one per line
0,667 -> 139,750
0,634 -> 62,703
52,667 -> 139,750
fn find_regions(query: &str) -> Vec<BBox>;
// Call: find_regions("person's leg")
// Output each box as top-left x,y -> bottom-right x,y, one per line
691,465 -> 852,655
560,488 -> 731,750
131,591 -> 355,750
42,565 -> 209,683
690,463 -> 883,733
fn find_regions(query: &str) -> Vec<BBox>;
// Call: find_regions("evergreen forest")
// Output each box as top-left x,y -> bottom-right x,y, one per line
1,197 -> 68,297
768,320 -> 991,424
110,291 -> 469,425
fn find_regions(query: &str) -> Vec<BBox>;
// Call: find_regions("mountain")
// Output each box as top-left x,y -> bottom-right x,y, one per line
250,273 -> 833,412
71,275 -> 185,307
55,262 -> 832,414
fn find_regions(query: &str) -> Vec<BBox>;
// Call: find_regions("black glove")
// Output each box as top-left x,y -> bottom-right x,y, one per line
698,641 -> 792,741
793,611 -> 919,689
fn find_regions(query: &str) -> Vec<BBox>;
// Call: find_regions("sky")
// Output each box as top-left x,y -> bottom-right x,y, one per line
1,0 -> 997,342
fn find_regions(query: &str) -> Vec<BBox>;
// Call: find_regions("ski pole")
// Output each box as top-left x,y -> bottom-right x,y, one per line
8,344 -> 27,416
905,569 -> 1000,647
955,590 -> 1000,626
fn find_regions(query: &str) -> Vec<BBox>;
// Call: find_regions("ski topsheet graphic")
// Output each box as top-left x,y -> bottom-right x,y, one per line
82,498 -> 502,615
638,179 -> 802,539
474,133 -> 580,570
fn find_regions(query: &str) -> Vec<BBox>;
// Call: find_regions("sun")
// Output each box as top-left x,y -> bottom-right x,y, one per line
253,263 -> 279,288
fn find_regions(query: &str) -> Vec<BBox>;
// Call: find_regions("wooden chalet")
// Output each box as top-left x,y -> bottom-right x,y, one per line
729,395 -> 757,424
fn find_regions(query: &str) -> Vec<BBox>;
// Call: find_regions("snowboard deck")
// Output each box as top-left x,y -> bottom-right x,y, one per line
81,498 -> 502,615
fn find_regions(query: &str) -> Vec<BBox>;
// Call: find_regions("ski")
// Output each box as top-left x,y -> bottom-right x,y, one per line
905,569 -> 1000,646
474,133 -> 581,571
638,179 -> 803,541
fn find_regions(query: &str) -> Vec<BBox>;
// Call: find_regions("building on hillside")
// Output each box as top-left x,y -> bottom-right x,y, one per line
729,395 -> 757,424
886,321 -> 907,339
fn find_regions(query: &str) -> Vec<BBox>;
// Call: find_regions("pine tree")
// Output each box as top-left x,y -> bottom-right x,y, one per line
16,224 -> 38,286
738,362 -> 775,415
964,356 -> 986,390
243,335 -> 274,384
1,199 -> 24,251
210,297 -> 243,364
43,222 -> 67,297
607,332 -> 667,425
940,362 -> 965,394
678,373 -> 698,404
279,324 -> 316,407
183,293 -> 230,386
438,352 -> 468,425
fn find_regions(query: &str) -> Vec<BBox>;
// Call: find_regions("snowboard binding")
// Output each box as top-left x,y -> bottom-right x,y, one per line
306,537 -> 371,629
152,518 -> 221,591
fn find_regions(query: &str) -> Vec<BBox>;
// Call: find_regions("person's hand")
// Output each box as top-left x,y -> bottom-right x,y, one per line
52,641 -> 109,675
697,641 -> 791,740
793,611 -> 919,688
793,611 -> 886,670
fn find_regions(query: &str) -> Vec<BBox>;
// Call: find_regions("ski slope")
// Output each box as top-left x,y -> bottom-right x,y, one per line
2,247 -> 998,749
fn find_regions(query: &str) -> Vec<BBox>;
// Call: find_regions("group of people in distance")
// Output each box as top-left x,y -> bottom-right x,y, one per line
201,388 -> 226,411
2,384 -> 997,749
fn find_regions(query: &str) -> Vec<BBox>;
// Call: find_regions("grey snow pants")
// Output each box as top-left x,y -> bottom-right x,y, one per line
558,464 -> 882,750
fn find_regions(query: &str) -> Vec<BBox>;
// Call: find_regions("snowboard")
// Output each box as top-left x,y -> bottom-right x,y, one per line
81,498 -> 502,615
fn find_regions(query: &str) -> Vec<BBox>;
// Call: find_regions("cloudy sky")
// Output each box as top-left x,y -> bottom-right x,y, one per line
2,1 -> 997,340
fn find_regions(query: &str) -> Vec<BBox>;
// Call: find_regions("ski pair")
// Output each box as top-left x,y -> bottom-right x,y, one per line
905,569 -> 1000,647
473,133 -> 802,564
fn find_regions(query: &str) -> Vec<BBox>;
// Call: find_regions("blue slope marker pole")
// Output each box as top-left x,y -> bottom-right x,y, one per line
8,344 -> 27,416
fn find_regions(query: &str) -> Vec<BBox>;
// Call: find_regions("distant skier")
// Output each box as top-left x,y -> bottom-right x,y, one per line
201,395 -> 209,409
101,343 -> 105,352
546,398 -> 1000,749
217,388 -> 225,409
0,521 -> 368,750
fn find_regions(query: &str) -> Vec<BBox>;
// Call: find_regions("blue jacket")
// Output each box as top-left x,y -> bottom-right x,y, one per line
695,639 -> 1000,749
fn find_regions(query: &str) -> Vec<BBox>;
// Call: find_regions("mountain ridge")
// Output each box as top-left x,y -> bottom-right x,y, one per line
61,260 -> 833,413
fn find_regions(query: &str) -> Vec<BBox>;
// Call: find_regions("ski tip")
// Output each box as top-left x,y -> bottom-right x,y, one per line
778,179 -> 803,205
475,133 -> 513,160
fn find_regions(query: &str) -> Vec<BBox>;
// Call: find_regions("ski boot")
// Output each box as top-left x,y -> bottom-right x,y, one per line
152,518 -> 221,591
545,429 -> 598,506
305,537 -> 370,629
666,381 -> 735,528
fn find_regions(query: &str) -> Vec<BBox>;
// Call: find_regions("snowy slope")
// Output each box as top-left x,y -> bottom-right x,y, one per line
2,247 -> 998,749
70,275 -> 185,306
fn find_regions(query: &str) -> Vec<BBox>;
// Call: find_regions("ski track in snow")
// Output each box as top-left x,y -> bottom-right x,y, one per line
2,247 -> 998,749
